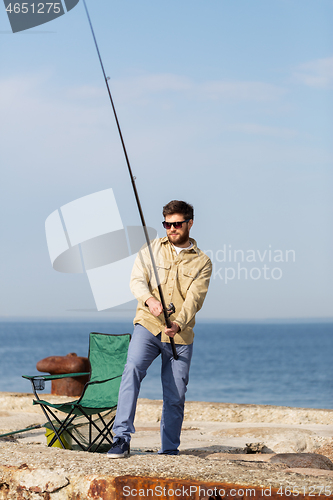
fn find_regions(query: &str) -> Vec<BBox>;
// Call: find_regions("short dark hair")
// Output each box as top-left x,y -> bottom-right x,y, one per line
162,200 -> 194,220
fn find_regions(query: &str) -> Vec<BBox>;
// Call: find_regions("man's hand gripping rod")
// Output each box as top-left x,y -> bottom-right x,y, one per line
82,0 -> 178,360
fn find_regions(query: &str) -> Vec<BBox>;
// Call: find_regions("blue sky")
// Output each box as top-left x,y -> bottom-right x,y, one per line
0,0 -> 332,320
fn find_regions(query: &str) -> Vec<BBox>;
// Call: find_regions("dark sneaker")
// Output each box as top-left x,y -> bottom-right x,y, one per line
158,449 -> 179,455
106,438 -> 130,459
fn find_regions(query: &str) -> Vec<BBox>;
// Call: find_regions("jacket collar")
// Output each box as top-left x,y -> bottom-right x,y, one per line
161,236 -> 199,254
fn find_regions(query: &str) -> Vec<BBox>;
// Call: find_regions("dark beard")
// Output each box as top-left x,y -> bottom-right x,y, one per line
167,229 -> 190,246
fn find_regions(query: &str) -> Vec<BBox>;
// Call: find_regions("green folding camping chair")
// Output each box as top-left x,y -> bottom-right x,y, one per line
23,332 -> 130,452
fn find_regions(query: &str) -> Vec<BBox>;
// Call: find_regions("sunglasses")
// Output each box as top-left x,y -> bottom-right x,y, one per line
162,219 -> 190,229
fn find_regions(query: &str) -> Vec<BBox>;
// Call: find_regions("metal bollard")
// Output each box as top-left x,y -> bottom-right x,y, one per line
36,353 -> 90,397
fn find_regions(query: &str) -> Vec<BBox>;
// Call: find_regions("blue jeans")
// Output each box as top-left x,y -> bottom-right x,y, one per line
112,323 -> 193,454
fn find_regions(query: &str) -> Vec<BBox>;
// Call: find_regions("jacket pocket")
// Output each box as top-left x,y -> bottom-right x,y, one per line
180,265 -> 196,295
154,262 -> 171,287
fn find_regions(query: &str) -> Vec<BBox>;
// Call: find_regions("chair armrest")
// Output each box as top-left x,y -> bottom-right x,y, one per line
83,374 -> 122,386
23,373 -> 90,392
22,372 -> 90,381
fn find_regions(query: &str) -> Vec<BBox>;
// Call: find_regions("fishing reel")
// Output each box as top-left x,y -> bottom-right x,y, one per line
166,302 -> 175,317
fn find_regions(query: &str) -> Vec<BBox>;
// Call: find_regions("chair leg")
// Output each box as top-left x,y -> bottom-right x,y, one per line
79,408 -> 114,452
37,404 -> 68,450
34,402 -> 117,453
38,406 -> 86,451
47,414 -> 77,448
88,415 -> 115,452
91,413 -> 115,452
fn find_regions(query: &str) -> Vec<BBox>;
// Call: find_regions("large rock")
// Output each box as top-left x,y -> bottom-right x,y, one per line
212,426 -> 325,454
270,453 -> 333,470
13,464 -> 69,493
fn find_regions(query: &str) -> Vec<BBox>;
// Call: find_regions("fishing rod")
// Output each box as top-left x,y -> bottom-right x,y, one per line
0,424 -> 43,439
82,0 -> 178,360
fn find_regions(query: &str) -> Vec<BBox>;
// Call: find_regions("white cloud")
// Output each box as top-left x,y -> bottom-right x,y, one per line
111,73 -> 287,103
0,72 -> 125,189
225,123 -> 297,139
0,71 -> 302,188
0,72 -> 50,108
0,73 -> 112,139
111,74 -> 192,103
200,81 -> 287,102
65,85 -> 106,100
293,57 -> 333,89
0,73 -> 286,132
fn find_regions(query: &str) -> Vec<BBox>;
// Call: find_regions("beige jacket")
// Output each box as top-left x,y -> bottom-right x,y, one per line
130,236 -> 212,345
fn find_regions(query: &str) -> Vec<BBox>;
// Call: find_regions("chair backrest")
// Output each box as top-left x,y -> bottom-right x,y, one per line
79,332 -> 130,409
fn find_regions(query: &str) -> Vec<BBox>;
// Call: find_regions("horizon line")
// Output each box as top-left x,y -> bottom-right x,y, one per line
0,316 -> 332,324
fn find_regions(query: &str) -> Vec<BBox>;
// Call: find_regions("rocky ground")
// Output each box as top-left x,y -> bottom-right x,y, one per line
0,393 -> 333,499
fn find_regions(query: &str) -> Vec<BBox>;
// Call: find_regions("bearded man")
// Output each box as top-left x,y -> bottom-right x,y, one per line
107,200 -> 212,457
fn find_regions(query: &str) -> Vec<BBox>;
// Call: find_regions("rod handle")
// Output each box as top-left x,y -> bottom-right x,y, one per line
165,315 -> 178,361
170,337 -> 178,360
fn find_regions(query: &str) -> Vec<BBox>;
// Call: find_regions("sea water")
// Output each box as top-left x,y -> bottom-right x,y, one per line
0,320 -> 332,409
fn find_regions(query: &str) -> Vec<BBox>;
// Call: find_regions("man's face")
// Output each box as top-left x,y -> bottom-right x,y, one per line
164,213 -> 193,247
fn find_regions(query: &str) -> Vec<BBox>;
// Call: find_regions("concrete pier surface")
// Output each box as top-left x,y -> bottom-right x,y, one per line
1,392 -> 333,499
